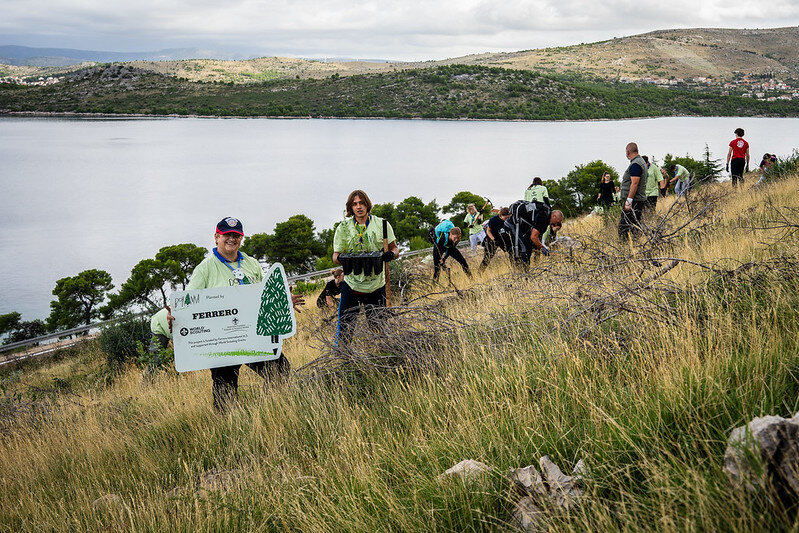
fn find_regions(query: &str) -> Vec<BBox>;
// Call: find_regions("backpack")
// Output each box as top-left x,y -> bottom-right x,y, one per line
505,200 -> 551,258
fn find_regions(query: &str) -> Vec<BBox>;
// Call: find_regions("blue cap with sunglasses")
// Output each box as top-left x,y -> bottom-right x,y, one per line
216,217 -> 244,235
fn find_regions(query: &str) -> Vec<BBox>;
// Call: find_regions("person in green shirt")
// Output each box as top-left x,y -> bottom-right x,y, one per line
332,190 -> 399,346
465,203 -> 487,251
669,163 -> 692,197
524,177 -> 549,203
642,155 -> 664,210
170,217 -> 304,412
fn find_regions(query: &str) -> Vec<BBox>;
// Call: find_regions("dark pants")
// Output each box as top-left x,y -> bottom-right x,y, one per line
428,228 -> 470,280
618,201 -> 646,240
731,158 -> 746,187
646,195 -> 658,210
210,354 -> 290,412
335,281 -> 386,346
480,233 -> 513,270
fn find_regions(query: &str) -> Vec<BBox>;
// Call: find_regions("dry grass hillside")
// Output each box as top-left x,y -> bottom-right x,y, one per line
6,27 -> 798,84
128,27 -> 799,83
2,163 -> 799,530
448,27 -> 799,80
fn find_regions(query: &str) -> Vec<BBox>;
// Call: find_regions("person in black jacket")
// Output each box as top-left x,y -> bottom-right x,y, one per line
596,172 -> 615,209
316,268 -> 344,308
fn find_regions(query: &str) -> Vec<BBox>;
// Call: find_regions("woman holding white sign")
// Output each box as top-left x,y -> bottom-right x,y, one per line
177,217 -> 303,412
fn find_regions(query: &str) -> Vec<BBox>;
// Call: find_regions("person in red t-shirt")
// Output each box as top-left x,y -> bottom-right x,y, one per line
726,127 -> 750,188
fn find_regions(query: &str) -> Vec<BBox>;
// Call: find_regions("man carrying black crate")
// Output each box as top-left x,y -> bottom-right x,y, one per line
332,190 -> 399,346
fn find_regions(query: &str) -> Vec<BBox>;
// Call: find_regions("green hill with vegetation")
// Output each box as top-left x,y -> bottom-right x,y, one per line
3,64 -> 799,120
2,166 -> 799,530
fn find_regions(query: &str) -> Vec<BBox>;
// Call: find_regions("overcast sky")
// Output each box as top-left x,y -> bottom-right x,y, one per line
2,0 -> 798,60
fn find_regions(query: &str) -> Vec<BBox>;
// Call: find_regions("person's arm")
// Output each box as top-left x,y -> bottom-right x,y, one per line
325,295 -> 336,307
530,228 -> 550,256
436,234 -> 449,261
486,224 -> 495,241
726,146 -> 733,171
530,228 -> 544,250
745,147 -> 750,172
332,252 -> 341,265
624,175 -> 641,211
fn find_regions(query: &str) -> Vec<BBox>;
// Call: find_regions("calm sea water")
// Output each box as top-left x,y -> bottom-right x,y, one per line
2,115 -> 797,320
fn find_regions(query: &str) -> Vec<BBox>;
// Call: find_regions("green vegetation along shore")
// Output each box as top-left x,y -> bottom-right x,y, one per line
3,64 -> 799,120
2,168 -> 799,530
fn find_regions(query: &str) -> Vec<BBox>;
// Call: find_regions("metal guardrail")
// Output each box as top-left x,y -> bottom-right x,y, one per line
0,242 -> 465,356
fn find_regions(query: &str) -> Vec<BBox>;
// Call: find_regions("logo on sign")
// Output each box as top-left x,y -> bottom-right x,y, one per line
180,327 -> 189,337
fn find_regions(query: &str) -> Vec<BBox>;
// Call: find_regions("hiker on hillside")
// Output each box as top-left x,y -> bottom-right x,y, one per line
504,200 -> 563,264
669,163 -> 691,197
618,142 -> 648,240
479,207 -> 512,271
529,210 -> 564,259
429,220 -> 471,280
464,203 -> 487,251
755,153 -> 778,186
332,190 -> 399,345
726,128 -> 750,188
596,172 -> 615,210
316,268 -> 344,309
642,156 -> 662,210
524,177 -> 549,203
169,217 -> 304,412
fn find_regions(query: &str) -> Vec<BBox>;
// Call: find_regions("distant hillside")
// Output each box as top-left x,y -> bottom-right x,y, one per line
5,27 -> 799,83
74,27 -> 799,84
453,27 -> 799,81
0,45 -> 252,67
3,63 -> 798,120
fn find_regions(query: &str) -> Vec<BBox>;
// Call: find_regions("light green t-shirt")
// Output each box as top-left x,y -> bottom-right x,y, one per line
186,251 -> 264,290
150,307 -> 172,339
464,211 -> 484,236
333,215 -> 396,293
524,185 -> 549,203
646,163 -> 661,197
674,164 -> 690,181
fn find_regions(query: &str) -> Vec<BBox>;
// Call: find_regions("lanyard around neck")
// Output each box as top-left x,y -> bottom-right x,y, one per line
213,247 -> 244,285
353,215 -> 371,249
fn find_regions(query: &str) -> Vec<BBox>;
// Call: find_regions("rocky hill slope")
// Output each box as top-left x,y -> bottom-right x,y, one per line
5,27 -> 798,84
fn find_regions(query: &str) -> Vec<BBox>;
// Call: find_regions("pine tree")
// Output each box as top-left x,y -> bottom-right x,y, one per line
699,143 -> 723,183
256,267 -> 293,347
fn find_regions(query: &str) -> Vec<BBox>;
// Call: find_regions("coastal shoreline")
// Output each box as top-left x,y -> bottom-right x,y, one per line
0,110 -> 785,123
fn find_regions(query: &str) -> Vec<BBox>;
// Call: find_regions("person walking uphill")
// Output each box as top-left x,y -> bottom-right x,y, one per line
726,128 -> 750,188
618,142 -> 648,240
332,190 -> 399,345
179,217 -> 304,412
429,220 -> 471,281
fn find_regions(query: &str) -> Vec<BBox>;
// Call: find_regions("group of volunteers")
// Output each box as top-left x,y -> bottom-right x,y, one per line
149,127 -> 765,412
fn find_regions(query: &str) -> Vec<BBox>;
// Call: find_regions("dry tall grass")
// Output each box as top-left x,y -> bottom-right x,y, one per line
1,175 -> 798,531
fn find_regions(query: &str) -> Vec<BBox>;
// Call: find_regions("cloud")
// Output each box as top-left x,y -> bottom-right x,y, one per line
1,0 -> 798,59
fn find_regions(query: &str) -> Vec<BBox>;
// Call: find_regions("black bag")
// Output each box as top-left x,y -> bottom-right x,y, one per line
505,200 -> 550,258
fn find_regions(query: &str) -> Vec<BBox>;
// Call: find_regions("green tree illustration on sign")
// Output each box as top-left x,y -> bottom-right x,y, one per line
256,266 -> 293,347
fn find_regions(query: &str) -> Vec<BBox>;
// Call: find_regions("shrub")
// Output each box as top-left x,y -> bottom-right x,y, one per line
293,279 -> 324,296
409,236 -> 429,251
98,314 -> 151,370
